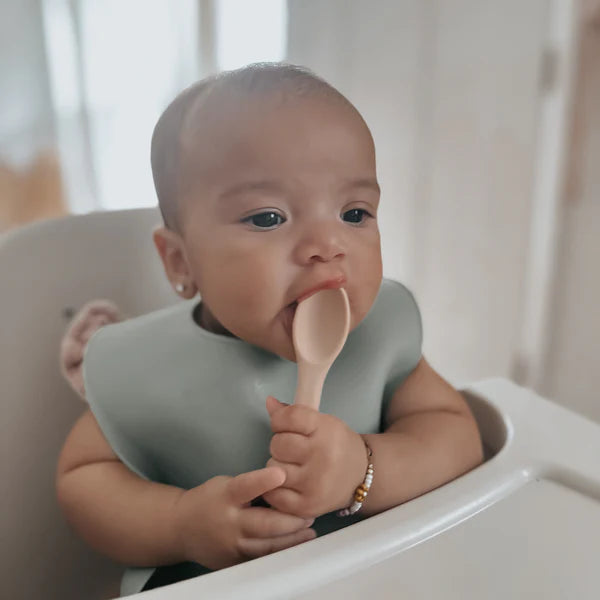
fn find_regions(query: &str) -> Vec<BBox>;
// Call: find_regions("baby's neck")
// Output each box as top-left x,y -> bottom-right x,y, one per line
194,302 -> 237,338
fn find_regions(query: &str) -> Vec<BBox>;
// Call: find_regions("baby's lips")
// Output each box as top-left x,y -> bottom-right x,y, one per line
295,276 -> 347,304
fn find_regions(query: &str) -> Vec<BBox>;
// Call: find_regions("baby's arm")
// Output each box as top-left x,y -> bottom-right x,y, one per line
359,357 -> 483,516
56,411 -> 315,569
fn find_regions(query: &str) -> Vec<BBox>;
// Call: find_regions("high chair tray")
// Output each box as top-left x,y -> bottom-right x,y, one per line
137,378 -> 600,599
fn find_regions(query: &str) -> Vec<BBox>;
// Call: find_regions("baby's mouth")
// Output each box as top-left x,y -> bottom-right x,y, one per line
282,301 -> 298,338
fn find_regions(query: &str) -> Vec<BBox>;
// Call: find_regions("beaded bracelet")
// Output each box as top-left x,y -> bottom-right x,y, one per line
337,439 -> 374,517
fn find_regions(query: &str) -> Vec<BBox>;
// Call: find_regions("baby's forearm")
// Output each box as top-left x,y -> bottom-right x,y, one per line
57,460 -> 185,566
360,410 -> 483,517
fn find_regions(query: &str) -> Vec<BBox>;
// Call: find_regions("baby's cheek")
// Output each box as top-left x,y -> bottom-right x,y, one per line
229,254 -> 283,300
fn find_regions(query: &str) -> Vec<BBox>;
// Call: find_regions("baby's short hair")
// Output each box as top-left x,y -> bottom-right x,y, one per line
150,63 -> 353,231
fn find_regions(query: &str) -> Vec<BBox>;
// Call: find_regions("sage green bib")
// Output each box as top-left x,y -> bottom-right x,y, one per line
84,278 -> 422,595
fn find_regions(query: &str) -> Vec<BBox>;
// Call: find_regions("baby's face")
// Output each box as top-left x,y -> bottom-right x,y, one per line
177,94 -> 382,361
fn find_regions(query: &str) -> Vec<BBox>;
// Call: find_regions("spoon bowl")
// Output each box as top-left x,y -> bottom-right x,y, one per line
292,288 -> 351,409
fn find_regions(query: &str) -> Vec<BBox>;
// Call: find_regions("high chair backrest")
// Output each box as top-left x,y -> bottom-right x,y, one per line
0,208 -> 176,599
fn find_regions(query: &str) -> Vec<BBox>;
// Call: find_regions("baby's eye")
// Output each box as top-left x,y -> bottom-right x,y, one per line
242,211 -> 286,230
342,208 -> 371,224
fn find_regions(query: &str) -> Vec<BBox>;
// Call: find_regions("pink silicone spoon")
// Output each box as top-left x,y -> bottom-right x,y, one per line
292,288 -> 351,409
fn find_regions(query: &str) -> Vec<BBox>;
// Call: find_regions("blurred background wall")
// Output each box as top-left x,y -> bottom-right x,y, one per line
1,0 -> 598,420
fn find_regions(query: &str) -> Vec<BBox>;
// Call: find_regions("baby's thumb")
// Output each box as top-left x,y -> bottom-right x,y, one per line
266,395 -> 287,416
228,466 -> 286,505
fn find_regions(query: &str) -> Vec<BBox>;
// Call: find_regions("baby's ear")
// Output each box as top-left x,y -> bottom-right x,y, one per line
152,226 -> 185,275
152,226 -> 196,297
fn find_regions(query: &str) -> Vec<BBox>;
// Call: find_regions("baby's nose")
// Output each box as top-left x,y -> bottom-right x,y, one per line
294,225 -> 346,264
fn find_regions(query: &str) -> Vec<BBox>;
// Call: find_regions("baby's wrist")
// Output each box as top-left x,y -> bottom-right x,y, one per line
337,435 -> 373,517
166,488 -> 191,564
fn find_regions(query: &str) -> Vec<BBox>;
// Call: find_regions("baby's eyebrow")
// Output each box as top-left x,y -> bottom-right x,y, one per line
217,177 -> 380,202
218,180 -> 285,201
340,177 -> 381,195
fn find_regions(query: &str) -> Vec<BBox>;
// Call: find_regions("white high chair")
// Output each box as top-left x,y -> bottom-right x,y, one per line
0,208 -> 175,599
2,209 -> 599,599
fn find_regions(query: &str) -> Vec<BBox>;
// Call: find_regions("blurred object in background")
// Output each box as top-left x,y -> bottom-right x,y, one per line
40,0 -> 286,213
216,0 -> 287,70
541,0 -> 600,422
0,0 -> 287,215
581,0 -> 600,23
0,150 -> 66,233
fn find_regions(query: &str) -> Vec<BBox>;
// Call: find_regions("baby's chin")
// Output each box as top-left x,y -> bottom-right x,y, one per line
218,318 -> 297,362
245,310 -> 368,364
223,292 -> 375,363
271,342 -> 297,362
281,323 -> 305,361
249,330 -> 298,363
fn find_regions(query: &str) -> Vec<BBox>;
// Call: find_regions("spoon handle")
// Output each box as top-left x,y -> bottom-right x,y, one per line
293,361 -> 327,410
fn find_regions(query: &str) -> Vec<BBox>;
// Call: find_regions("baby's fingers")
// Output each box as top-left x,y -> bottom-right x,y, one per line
59,337 -> 84,371
227,466 -> 286,506
238,528 -> 316,560
240,507 -> 313,539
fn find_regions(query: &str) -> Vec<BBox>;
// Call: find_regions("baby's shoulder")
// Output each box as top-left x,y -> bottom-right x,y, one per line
378,277 -> 418,306
83,301 -> 193,373
370,278 -> 421,327
352,278 -> 422,353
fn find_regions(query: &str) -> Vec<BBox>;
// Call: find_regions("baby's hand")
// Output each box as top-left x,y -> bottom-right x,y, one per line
262,397 -> 367,519
59,299 -> 123,399
171,466 -> 315,570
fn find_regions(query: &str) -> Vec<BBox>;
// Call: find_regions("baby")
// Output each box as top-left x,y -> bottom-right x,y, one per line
56,63 -> 483,595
